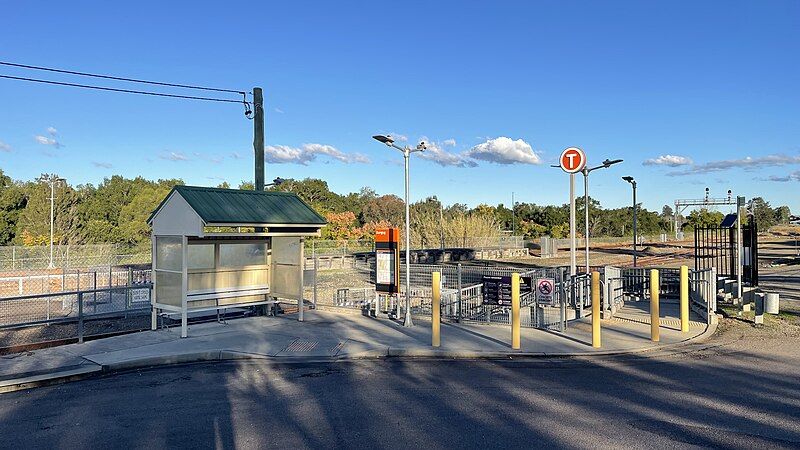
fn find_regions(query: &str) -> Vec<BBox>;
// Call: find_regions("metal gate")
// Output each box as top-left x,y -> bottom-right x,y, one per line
439,266 -> 570,331
694,220 -> 759,286
694,225 -> 736,278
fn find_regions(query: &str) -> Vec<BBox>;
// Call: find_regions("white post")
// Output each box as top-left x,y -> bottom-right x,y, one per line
180,236 -> 188,338
736,197 -> 743,301
403,148 -> 413,327
569,173 -> 576,276
151,234 -> 157,331
583,170 -> 590,274
299,237 -> 305,322
49,181 -> 55,269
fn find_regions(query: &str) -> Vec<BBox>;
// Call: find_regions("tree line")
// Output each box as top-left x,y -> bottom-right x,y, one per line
0,169 -> 792,250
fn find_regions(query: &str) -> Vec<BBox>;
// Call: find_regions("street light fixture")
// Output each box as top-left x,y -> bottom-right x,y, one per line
622,176 -> 638,267
38,174 -> 66,269
372,134 -> 426,327
265,177 -> 286,188
581,159 -> 623,273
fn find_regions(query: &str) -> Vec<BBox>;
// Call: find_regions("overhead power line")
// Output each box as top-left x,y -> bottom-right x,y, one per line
0,74 -> 246,104
0,60 -> 246,95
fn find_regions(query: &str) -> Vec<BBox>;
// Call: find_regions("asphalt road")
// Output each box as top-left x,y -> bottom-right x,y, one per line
1,333 -> 799,449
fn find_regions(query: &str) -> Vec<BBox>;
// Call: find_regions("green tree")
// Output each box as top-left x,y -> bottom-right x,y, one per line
773,205 -> 791,225
748,197 -> 777,229
0,170 -> 26,245
684,209 -> 725,231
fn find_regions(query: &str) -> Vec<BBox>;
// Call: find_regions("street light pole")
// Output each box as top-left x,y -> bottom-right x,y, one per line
581,159 -> 623,273
623,176 -> 638,267
39,174 -> 65,269
373,135 -> 426,327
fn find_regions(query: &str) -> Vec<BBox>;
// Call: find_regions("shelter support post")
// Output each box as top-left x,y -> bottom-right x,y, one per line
299,237 -> 305,322
181,236 -> 188,338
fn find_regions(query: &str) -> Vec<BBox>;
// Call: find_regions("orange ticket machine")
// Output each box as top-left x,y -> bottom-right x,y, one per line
375,228 -> 400,294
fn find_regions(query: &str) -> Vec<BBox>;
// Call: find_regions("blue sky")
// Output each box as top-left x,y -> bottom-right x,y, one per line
1,1 -> 799,214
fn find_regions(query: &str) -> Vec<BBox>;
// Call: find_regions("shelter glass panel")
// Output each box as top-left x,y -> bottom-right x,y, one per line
155,236 -> 183,271
188,244 -> 215,270
155,271 -> 182,307
220,243 -> 267,268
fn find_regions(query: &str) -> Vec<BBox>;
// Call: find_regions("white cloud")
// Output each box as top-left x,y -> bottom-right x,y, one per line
415,140 -> 477,168
387,132 -> 408,142
0,141 -> 11,152
193,152 -> 224,164
464,137 -> 541,165
47,127 -> 58,136
669,154 -> 800,176
443,138 -> 457,147
263,143 -> 370,165
762,171 -> 800,182
159,151 -> 190,162
230,151 -> 243,160
34,135 -> 63,148
274,107 -> 284,114
642,154 -> 693,167
92,161 -> 113,169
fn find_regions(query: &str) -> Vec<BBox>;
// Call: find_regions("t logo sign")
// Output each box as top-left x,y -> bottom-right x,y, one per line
560,147 -> 586,173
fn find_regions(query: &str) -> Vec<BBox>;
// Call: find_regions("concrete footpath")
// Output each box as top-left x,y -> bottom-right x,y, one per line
0,301 -> 714,393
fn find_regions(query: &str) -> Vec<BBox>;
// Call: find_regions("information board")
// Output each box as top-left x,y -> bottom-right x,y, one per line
482,275 -> 532,306
375,228 -> 400,294
376,250 -> 395,285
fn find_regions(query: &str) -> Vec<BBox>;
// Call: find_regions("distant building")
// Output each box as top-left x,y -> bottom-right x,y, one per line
790,215 -> 800,225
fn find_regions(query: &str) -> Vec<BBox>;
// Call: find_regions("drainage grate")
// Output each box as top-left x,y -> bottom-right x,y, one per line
284,339 -> 318,352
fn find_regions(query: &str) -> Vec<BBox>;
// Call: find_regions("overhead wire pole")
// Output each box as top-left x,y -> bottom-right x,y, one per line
253,87 -> 265,191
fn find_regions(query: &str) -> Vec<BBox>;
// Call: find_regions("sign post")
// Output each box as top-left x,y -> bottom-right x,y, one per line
560,147 -> 587,276
375,228 -> 400,317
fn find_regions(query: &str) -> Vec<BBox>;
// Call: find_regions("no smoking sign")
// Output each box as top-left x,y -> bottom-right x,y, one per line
536,278 -> 555,305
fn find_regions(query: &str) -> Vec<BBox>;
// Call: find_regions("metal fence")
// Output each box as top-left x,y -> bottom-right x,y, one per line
1,267 -> 152,298
0,244 -> 149,271
0,284 -> 152,341
316,258 -> 589,331
690,267 -> 717,323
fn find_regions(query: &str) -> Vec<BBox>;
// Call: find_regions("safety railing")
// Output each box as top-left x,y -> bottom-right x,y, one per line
620,267 -> 681,299
689,267 -> 717,324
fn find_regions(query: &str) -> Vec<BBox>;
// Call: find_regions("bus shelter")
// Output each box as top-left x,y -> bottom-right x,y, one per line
147,185 -> 326,337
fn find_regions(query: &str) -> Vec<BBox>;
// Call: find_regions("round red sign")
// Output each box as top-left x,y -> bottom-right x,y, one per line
560,147 -> 586,173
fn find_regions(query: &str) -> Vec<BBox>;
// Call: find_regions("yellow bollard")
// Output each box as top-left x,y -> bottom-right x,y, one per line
592,271 -> 601,348
432,271 -> 441,348
650,269 -> 660,342
680,265 -> 689,333
511,273 -> 521,350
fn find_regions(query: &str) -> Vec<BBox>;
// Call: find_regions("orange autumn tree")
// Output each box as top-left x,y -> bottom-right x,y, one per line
321,211 -> 364,241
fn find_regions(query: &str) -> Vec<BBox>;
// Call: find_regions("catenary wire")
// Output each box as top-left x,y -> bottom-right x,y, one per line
0,61 -> 246,95
0,74 -> 245,104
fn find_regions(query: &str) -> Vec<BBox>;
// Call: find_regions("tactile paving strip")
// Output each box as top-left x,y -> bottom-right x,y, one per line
284,339 -> 318,352
610,316 -> 706,328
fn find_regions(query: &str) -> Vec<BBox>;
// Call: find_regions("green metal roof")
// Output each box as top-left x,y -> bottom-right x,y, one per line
150,185 -> 327,226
